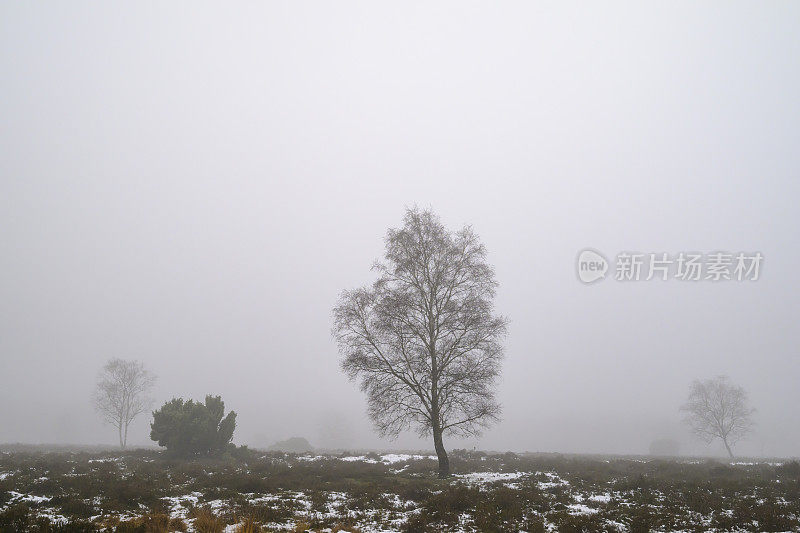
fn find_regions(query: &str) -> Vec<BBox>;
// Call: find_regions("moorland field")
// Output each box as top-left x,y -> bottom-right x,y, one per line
1,446 -> 799,532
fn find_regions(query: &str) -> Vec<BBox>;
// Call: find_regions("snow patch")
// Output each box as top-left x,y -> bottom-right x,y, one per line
8,491 -> 52,504
568,503 -> 599,515
380,453 -> 436,464
458,471 -> 526,485
588,492 -> 612,503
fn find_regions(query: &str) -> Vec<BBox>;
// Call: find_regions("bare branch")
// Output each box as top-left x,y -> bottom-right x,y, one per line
333,208 -> 507,472
681,375 -> 754,458
93,358 -> 156,448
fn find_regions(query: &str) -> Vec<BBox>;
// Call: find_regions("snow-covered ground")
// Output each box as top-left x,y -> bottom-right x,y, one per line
299,453 -> 438,465
7,491 -> 52,504
379,453 -> 437,464
2,450 -> 798,532
457,471 -> 527,485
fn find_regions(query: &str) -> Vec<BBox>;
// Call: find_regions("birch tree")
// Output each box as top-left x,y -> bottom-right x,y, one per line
333,208 -> 507,477
93,359 -> 156,448
681,376 -> 754,458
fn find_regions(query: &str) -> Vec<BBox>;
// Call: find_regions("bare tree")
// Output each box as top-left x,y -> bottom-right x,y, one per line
333,208 -> 507,477
681,376 -> 754,458
93,359 -> 156,449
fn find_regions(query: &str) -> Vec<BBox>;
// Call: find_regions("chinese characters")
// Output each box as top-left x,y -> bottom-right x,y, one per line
613,252 -> 762,281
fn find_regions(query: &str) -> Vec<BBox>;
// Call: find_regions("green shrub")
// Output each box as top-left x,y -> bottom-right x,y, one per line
150,396 -> 236,457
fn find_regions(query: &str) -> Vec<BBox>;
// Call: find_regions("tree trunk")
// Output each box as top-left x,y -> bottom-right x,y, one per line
723,438 -> 733,459
433,427 -> 450,478
123,421 -> 128,449
118,424 -> 123,449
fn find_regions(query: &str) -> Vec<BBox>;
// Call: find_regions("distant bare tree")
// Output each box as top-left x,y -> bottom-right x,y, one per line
333,208 -> 507,477
93,359 -> 156,449
681,376 -> 754,458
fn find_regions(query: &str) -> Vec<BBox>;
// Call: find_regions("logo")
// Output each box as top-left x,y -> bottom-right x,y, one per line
577,249 -> 608,283
575,249 -> 762,283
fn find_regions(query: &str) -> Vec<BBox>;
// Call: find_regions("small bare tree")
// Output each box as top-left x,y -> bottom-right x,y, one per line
93,359 -> 156,449
333,208 -> 507,477
681,376 -> 754,458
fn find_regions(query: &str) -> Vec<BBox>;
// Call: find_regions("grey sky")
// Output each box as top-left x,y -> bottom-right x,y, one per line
1,2 -> 799,457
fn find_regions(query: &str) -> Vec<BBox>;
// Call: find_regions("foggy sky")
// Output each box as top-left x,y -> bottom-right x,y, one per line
1,2 -> 799,457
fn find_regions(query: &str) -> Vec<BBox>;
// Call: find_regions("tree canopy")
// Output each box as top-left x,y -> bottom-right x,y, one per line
333,208 -> 507,477
682,376 -> 754,458
93,358 -> 155,449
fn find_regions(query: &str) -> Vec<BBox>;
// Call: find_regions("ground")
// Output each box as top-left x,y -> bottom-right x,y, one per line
1,446 -> 799,532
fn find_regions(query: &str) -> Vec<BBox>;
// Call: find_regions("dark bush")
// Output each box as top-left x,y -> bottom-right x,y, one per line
150,395 -> 236,457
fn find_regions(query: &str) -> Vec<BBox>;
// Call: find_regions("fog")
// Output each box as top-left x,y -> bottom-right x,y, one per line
1,2 -> 798,458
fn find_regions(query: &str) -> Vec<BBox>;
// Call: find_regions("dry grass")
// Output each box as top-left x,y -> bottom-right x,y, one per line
292,520 -> 311,532
331,524 -> 363,533
234,515 -> 263,533
116,512 -> 187,532
191,506 -> 225,533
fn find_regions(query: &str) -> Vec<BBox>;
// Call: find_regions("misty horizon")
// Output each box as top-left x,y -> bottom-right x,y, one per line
2,2 -> 799,460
